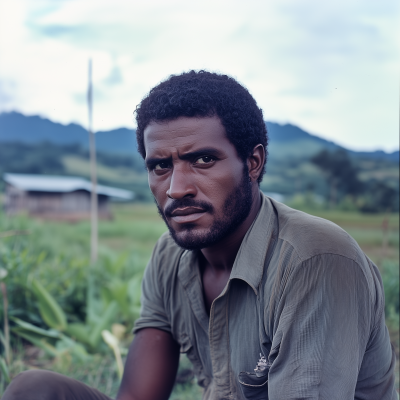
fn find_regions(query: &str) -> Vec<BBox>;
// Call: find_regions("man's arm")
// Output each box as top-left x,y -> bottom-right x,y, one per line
116,328 -> 180,400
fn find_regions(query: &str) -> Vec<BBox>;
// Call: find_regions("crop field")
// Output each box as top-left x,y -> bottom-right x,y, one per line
0,203 -> 399,397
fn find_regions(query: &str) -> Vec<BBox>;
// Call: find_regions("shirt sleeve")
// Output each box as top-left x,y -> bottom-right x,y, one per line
132,236 -> 172,335
267,254 -> 395,400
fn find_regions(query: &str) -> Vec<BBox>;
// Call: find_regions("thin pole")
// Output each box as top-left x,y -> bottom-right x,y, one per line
88,59 -> 98,263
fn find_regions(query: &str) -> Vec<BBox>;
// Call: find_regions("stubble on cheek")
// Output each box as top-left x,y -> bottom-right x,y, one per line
155,170 -> 252,251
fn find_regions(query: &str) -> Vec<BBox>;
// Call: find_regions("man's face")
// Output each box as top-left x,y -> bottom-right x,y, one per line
144,116 -> 252,250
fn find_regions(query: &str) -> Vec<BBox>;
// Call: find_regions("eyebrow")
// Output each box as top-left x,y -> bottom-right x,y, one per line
145,147 -> 224,168
145,156 -> 171,169
179,148 -> 224,161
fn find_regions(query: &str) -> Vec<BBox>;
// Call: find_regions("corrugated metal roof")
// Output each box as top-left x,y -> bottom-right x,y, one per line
4,173 -> 134,200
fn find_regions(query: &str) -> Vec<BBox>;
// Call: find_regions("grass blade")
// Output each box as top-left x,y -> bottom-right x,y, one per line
89,301 -> 118,348
10,317 -> 61,338
0,356 -> 10,383
30,279 -> 67,331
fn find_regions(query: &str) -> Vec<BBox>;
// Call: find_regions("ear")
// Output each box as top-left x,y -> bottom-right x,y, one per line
247,144 -> 265,183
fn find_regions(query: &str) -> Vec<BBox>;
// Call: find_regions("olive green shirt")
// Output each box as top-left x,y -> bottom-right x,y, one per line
134,194 -> 396,399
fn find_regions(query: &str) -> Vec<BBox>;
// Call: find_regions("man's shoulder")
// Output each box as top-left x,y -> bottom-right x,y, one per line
147,231 -> 189,284
266,199 -> 385,336
269,198 -> 364,264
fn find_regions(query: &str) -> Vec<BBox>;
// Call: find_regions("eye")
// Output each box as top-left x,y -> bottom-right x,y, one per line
154,161 -> 170,170
194,156 -> 214,165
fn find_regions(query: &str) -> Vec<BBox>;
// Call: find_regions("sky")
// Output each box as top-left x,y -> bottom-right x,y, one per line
0,0 -> 399,152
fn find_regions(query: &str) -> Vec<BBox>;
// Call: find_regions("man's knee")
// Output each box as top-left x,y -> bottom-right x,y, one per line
2,370 -> 70,400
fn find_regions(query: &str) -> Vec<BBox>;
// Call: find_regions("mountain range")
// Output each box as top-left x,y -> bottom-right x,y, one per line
1,111 -> 398,162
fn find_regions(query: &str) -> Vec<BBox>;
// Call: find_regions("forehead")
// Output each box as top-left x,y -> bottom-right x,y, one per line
143,116 -> 234,157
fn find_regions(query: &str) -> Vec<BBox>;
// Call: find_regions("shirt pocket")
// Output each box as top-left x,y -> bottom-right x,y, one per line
238,371 -> 269,400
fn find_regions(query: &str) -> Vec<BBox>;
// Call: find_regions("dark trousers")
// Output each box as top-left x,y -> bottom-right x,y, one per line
2,370 -> 113,400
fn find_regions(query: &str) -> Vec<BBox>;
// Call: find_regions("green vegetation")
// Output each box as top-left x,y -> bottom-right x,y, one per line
0,204 -> 399,396
309,149 -> 399,212
262,148 -> 399,213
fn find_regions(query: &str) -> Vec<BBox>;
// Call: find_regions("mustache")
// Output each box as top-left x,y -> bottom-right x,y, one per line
163,198 -> 214,218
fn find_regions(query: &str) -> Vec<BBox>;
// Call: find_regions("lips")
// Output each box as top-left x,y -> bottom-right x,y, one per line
170,207 -> 207,224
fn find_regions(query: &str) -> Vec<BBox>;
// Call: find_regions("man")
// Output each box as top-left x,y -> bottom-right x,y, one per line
3,71 -> 396,399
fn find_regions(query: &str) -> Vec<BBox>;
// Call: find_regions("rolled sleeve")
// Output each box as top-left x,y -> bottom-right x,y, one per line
133,237 -> 172,335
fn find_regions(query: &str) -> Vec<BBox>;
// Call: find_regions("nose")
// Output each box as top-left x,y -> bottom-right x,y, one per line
166,166 -> 197,200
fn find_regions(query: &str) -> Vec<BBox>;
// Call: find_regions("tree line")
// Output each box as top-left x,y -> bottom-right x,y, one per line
311,149 -> 399,213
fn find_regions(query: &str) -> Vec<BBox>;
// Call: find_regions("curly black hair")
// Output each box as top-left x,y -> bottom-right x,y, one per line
134,70 -> 268,183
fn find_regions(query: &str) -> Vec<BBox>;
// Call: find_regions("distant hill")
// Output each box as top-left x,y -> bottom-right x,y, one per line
266,122 -> 399,162
1,111 -> 398,162
0,112 -> 136,155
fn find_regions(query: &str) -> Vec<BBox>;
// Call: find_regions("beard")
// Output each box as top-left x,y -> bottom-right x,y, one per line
156,167 -> 253,250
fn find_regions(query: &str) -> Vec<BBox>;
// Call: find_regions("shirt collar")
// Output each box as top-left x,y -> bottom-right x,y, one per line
178,193 -> 277,296
229,193 -> 277,295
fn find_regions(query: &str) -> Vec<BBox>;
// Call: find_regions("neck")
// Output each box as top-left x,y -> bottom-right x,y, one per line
200,189 -> 262,273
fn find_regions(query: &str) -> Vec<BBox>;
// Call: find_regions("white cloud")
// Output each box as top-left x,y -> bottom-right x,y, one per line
0,0 -> 398,151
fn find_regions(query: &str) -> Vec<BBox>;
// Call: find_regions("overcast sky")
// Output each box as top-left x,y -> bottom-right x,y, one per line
0,0 -> 399,151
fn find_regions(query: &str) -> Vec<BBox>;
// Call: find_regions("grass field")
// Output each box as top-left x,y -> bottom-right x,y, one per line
0,202 -> 398,397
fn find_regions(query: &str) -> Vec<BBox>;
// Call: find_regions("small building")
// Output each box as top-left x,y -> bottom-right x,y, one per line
3,173 -> 134,220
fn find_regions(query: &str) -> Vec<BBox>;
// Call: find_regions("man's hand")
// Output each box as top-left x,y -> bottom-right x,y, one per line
116,328 -> 180,400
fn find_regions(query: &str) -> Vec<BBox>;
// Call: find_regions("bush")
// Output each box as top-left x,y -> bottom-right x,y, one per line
381,260 -> 399,316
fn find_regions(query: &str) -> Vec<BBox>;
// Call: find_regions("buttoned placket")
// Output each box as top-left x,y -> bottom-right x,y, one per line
179,250 -> 236,399
208,281 -> 235,400
206,195 -> 277,399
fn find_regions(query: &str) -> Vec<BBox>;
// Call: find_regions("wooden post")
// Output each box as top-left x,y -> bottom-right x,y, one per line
88,59 -> 98,263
